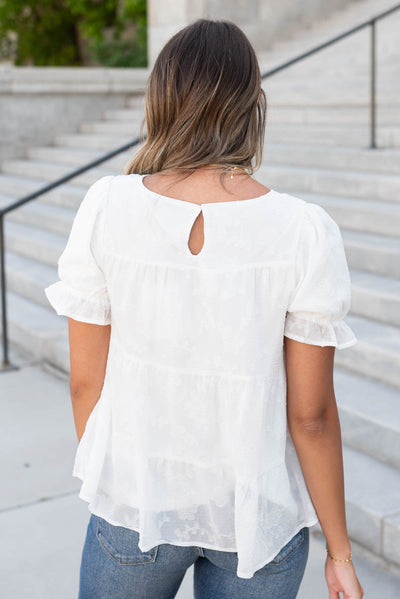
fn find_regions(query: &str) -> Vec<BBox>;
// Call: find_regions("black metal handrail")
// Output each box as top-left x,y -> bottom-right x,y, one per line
1,3 -> 399,370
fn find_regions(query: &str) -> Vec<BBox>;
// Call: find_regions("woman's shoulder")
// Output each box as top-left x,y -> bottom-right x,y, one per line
97,173 -> 144,207
270,189 -> 340,236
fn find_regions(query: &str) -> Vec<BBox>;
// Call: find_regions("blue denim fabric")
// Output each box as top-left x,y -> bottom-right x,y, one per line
78,513 -> 309,599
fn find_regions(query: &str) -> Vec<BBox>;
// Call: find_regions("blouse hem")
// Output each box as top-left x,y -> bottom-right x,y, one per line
73,471 -> 319,580
235,516 -> 319,579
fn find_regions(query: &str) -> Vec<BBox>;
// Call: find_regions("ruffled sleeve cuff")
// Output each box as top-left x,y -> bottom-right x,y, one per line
44,281 -> 111,326
284,312 -> 357,349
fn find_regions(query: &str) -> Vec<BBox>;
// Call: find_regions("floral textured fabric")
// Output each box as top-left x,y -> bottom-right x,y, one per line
44,173 -> 357,579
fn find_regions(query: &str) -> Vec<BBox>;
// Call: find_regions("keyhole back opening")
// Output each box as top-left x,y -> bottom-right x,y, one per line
188,209 -> 205,256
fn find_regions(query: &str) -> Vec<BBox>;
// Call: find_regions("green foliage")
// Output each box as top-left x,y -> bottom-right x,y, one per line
86,0 -> 147,67
89,30 -> 147,67
0,0 -> 80,65
0,0 -> 147,66
66,0 -> 119,41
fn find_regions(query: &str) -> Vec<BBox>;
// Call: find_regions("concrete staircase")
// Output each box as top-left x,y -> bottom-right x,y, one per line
1,0 -> 400,579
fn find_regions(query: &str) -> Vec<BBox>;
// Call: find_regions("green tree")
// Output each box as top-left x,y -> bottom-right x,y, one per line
0,0 -> 147,66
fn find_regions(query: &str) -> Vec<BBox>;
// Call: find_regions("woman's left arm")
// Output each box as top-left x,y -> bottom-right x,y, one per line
68,318 -> 111,442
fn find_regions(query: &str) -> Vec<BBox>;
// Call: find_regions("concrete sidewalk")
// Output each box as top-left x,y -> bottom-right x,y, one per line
1,346 -> 399,598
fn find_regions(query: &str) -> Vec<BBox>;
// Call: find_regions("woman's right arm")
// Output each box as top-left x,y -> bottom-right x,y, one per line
284,336 -> 364,599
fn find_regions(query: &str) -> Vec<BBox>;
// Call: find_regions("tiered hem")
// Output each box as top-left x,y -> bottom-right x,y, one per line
72,393 -> 318,580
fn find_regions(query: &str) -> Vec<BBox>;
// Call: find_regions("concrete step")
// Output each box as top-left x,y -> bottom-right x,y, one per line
124,95 -> 145,111
335,314 -> 400,389
259,164 -> 400,203
4,220 -> 65,267
0,173 -> 87,208
80,120 -> 144,137
26,145 -> 135,173
5,289 -> 69,373
350,269 -> 400,326
103,108 -> 145,122
0,193 -> 74,236
263,81 -> 399,108
5,251 -> 58,309
0,159 -> 116,188
54,133 -> 135,151
343,445 -> 400,570
281,192 -> 400,238
262,143 -> 400,175
81,119 -> 400,147
343,229 -> 400,278
266,104 -> 400,125
335,367 -> 400,469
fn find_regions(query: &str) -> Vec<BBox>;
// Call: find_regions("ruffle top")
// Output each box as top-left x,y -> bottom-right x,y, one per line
44,173 -> 357,579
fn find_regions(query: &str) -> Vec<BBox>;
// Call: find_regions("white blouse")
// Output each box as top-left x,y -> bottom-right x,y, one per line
44,173 -> 357,579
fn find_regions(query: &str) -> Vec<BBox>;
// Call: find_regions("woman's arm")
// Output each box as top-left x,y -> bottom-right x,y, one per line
284,336 -> 363,598
68,318 -> 111,442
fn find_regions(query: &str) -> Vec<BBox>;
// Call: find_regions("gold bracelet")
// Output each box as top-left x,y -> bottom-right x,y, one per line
326,544 -> 353,563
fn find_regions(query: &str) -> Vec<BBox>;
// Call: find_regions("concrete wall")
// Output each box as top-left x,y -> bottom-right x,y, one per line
148,0 -> 360,65
0,67 -> 149,163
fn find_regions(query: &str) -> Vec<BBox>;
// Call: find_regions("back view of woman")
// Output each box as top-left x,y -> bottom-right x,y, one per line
45,19 -> 364,599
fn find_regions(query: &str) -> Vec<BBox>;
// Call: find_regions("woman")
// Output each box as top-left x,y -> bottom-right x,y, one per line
45,19 -> 364,599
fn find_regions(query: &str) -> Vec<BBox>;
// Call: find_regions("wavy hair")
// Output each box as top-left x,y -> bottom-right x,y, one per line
124,19 -> 267,183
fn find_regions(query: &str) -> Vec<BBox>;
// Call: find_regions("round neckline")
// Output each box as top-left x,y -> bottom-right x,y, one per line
136,173 -> 277,207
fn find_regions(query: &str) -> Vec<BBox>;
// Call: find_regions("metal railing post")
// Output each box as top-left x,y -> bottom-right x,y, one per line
370,19 -> 377,149
0,214 -> 17,371
0,214 -> 7,367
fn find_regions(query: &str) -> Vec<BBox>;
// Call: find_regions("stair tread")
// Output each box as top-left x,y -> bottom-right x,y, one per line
262,162 -> 400,183
6,251 -> 58,283
346,313 -> 400,352
55,133 -> 133,145
7,288 -> 65,336
342,228 -> 400,249
29,146 -> 102,160
2,158 -> 117,178
0,172 -> 89,195
5,219 -> 67,251
350,269 -> 400,296
294,192 -> 400,215
343,445 -> 400,517
29,144 -> 132,158
0,192 -> 75,218
335,367 -> 400,431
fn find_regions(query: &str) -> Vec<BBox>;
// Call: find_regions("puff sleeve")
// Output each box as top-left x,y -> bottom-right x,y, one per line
284,202 -> 357,349
44,175 -> 113,325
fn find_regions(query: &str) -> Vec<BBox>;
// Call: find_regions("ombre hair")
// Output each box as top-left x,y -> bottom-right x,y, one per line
124,19 -> 267,183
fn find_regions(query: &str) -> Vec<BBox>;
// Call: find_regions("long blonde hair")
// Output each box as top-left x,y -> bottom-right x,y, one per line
124,19 -> 267,183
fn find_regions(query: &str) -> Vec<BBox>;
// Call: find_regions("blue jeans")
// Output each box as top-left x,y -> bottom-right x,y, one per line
78,513 -> 309,599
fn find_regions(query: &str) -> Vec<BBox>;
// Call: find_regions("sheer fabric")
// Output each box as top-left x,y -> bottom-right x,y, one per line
44,174 -> 357,579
